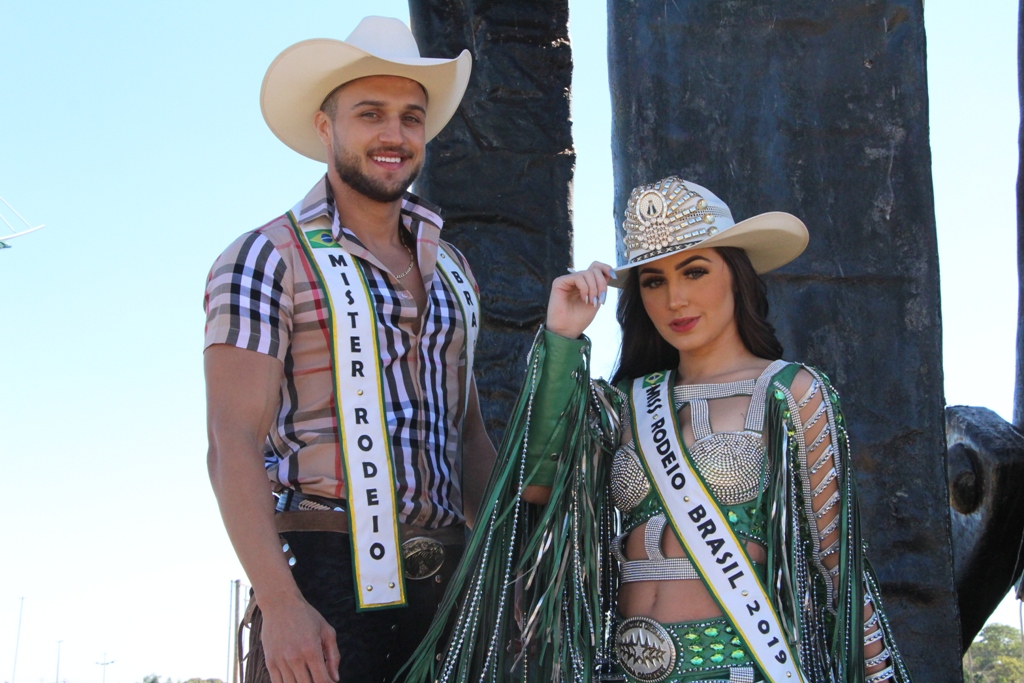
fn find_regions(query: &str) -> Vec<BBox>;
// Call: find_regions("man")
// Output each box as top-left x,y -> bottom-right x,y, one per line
203,16 -> 495,683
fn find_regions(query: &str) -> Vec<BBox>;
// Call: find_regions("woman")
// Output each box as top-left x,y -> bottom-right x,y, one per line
403,177 -> 911,683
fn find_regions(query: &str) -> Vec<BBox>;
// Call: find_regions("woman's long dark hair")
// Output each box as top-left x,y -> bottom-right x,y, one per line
610,246 -> 783,385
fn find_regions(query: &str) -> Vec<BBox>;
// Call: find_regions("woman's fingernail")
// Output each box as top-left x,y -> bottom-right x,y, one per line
600,291 -> 607,305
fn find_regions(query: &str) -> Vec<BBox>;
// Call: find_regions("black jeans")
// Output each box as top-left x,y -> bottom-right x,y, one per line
247,530 -> 463,683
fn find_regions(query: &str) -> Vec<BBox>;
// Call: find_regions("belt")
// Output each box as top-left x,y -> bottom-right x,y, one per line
274,510 -> 466,545
275,489 -> 346,512
275,511 -> 464,580
614,616 -> 759,682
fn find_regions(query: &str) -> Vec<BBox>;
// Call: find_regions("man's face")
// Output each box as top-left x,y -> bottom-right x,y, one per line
316,75 -> 428,203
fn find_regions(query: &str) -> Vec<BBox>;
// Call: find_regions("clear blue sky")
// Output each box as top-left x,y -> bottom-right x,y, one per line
0,3 -> 1018,683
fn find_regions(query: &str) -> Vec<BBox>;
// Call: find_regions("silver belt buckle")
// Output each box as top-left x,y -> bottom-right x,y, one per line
401,536 -> 446,579
615,616 -> 676,682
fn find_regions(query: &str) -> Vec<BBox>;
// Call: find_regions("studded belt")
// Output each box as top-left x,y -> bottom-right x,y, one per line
614,616 -> 760,683
274,510 -> 465,580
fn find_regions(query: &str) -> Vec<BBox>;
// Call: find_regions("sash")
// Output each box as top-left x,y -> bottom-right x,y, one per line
630,371 -> 807,682
291,212 -> 404,611
434,243 -> 479,415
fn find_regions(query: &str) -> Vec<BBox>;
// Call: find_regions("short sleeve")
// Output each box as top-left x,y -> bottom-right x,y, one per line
203,231 -> 292,362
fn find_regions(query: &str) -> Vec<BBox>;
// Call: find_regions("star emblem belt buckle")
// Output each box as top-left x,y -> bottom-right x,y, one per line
615,616 -> 676,682
401,536 -> 446,580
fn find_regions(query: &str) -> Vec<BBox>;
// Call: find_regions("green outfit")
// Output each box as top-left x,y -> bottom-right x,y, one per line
401,330 -> 912,683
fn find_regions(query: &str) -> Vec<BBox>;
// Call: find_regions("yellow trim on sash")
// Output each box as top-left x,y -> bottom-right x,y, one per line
630,372 -> 806,682
290,212 -> 406,611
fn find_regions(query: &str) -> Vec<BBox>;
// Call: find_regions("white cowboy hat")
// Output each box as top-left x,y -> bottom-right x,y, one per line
609,176 -> 808,287
260,16 -> 472,162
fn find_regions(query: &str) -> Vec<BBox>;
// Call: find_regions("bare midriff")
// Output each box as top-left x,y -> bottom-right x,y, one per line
617,519 -> 767,623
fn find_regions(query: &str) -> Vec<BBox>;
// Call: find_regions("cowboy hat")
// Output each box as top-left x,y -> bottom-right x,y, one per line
609,176 -> 808,287
261,16 -> 472,162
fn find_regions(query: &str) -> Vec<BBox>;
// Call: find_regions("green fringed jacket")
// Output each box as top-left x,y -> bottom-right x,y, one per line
401,330 -> 912,683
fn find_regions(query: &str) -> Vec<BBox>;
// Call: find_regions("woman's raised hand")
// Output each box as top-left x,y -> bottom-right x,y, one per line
545,261 -> 614,339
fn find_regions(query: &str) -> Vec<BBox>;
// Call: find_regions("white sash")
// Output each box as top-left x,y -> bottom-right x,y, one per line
630,371 -> 806,682
291,213 -> 404,611
434,244 -> 479,414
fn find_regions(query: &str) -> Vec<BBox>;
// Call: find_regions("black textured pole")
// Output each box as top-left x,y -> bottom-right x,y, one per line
608,1 -> 959,679
1016,0 -> 1024,430
408,0 -> 574,442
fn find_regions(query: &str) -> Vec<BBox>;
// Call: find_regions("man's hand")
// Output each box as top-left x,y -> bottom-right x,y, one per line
260,597 -> 341,683
205,345 -> 340,682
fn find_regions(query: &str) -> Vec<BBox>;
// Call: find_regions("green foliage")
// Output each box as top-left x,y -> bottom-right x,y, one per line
963,623 -> 1024,683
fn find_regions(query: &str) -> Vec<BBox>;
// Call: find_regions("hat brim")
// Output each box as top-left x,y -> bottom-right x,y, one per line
261,39 -> 472,162
608,211 -> 808,287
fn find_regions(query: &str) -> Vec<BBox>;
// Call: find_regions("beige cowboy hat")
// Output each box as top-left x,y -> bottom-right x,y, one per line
609,176 -> 808,287
260,16 -> 472,162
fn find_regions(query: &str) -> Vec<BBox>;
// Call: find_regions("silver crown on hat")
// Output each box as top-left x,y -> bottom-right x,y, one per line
622,176 -> 732,263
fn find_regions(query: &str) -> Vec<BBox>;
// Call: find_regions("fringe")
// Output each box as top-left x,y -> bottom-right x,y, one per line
398,332 -> 619,682
401,351 -> 913,683
765,366 -> 913,683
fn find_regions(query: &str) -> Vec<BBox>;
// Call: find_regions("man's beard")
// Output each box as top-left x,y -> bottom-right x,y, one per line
332,140 -> 421,204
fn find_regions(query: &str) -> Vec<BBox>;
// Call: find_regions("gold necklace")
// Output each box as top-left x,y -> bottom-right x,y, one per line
394,242 -> 415,280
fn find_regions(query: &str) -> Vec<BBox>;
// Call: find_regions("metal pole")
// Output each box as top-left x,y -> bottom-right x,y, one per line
97,653 -> 114,683
11,596 -> 23,683
55,641 -> 62,683
227,580 -> 234,683
1019,599 -> 1024,668
232,579 -> 241,683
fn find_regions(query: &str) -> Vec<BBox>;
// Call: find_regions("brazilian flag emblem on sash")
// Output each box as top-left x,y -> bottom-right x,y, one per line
306,229 -> 336,248
643,371 -> 666,388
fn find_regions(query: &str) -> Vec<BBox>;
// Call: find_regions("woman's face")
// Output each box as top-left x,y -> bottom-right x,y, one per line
637,248 -> 739,358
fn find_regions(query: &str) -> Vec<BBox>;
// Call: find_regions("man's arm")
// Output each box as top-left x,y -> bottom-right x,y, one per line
460,376 -> 497,528
205,344 -> 340,683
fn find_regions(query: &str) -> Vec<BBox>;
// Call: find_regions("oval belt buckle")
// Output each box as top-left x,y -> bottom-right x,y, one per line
401,537 -> 446,580
615,616 -> 676,682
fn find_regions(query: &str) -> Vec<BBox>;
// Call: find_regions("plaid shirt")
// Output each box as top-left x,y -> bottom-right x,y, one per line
204,177 -> 479,528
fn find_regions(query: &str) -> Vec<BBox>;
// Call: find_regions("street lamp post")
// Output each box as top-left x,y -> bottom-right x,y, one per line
97,654 -> 115,683
11,597 -> 24,683
55,641 -> 62,683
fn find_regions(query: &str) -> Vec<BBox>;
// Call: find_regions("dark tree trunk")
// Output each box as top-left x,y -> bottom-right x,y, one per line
608,1 -> 959,679
408,0 -> 574,443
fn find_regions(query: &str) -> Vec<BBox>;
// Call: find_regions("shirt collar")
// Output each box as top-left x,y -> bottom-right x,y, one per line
293,175 -> 446,285
293,175 -> 444,236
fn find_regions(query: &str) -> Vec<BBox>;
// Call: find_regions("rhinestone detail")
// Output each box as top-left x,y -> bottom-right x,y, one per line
687,431 -> 767,505
611,443 -> 651,512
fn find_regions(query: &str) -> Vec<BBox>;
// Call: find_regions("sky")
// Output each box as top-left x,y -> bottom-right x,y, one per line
0,2 -> 1019,683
